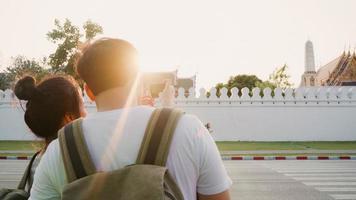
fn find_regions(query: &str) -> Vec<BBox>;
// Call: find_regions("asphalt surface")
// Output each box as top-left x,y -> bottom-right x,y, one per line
227,160 -> 356,200
1,160 -> 356,200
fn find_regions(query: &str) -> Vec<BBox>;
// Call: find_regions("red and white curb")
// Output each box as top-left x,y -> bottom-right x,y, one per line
222,155 -> 356,160
1,155 -> 356,161
0,156 -> 32,160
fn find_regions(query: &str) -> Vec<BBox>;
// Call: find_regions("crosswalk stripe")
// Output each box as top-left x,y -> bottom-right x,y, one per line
330,194 -> 356,200
0,180 -> 21,182
303,182 -> 356,186
271,167 -> 356,169
285,173 -> 356,176
0,171 -> 27,174
274,168 -> 356,170
315,187 -> 356,192
268,162 -> 356,199
273,169 -> 356,171
277,170 -> 356,173
294,177 -> 356,181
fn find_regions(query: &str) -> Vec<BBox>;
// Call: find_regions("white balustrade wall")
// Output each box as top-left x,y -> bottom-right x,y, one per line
1,86 -> 356,141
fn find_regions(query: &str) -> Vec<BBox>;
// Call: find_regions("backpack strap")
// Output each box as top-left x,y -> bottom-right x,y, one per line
136,108 -> 183,166
59,118 -> 96,183
17,151 -> 40,190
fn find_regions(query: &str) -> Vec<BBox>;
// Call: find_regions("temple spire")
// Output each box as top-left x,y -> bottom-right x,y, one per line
305,40 -> 316,72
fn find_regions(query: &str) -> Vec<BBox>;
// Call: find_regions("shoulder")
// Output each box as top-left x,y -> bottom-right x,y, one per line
176,113 -> 205,133
88,106 -> 155,118
173,113 -> 212,156
41,139 -> 66,182
39,139 -> 62,175
175,113 -> 208,140
45,138 -> 61,158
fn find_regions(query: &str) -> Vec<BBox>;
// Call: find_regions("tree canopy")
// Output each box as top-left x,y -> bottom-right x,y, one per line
0,18 -> 103,90
268,64 -> 293,90
214,74 -> 263,96
47,19 -> 103,76
0,56 -> 50,89
226,75 -> 262,90
213,65 -> 293,97
0,72 -> 9,91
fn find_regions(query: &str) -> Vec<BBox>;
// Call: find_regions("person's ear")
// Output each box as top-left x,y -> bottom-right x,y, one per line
84,84 -> 95,101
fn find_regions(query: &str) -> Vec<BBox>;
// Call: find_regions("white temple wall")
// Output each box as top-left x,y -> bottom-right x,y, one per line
1,86 -> 356,141
177,104 -> 356,141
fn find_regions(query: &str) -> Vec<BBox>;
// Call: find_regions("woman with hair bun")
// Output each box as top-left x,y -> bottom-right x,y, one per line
14,75 -> 86,188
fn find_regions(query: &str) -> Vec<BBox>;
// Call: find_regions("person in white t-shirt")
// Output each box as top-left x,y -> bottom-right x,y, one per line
30,38 -> 232,200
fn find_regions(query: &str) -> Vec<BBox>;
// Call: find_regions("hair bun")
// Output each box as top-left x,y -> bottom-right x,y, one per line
14,76 -> 40,101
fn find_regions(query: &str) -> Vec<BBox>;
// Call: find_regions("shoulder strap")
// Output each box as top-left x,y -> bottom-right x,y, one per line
17,151 -> 40,190
136,108 -> 183,166
58,118 -> 96,183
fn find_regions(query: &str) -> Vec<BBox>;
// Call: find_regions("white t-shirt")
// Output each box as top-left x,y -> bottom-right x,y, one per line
30,106 -> 232,200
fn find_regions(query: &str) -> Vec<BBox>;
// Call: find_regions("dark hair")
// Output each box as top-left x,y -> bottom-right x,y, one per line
14,75 -> 84,145
76,38 -> 139,95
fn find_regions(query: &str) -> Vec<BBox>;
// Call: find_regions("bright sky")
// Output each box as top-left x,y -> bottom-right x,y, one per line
1,0 -> 356,89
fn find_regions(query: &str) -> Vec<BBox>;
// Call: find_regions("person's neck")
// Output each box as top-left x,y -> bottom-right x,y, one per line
94,86 -> 138,112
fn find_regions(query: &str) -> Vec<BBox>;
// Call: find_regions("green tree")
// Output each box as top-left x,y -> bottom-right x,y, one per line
212,65 -> 292,98
213,75 -> 263,97
83,20 -> 104,41
255,81 -> 277,91
3,55 -> 50,88
0,72 -> 10,90
47,19 -> 103,76
255,80 -> 277,96
226,75 -> 262,90
215,82 -> 225,97
268,64 -> 293,90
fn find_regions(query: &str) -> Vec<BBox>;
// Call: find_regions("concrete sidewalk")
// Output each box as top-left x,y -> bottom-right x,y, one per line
221,150 -> 356,155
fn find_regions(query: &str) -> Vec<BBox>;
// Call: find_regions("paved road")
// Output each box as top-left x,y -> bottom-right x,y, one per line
1,160 -> 356,199
227,160 -> 356,200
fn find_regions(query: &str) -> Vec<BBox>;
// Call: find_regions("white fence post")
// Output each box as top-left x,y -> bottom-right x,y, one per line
274,88 -> 284,105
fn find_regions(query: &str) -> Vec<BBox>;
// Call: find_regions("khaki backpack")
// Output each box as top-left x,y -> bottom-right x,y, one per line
58,108 -> 184,200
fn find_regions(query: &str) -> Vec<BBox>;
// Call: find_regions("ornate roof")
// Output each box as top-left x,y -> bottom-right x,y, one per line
316,54 -> 343,83
327,52 -> 356,85
315,52 -> 356,86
